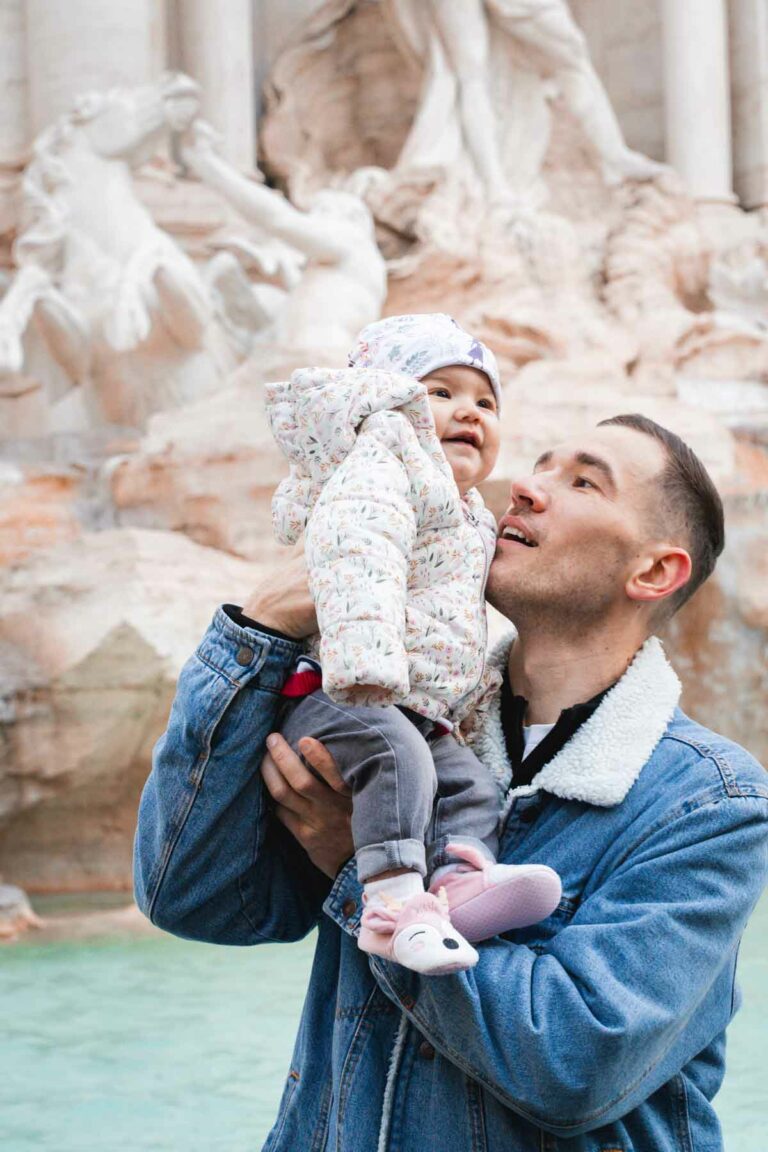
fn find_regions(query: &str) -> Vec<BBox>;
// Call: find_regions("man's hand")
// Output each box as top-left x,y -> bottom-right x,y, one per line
261,733 -> 353,879
242,550 -> 317,639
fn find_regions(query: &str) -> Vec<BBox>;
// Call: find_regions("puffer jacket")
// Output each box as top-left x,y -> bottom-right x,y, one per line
265,366 -> 499,724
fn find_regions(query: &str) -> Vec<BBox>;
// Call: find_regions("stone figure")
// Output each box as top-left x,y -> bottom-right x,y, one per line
384,0 -> 664,197
0,74 -> 234,433
179,120 -> 387,357
709,235 -> 768,335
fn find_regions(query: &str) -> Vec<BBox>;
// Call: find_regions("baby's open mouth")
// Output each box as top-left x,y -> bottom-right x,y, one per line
445,434 -> 480,448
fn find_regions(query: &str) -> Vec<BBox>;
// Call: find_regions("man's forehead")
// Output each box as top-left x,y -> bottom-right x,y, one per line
535,425 -> 666,482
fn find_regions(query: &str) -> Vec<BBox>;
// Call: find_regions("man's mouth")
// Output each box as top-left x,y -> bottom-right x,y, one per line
500,523 -> 538,548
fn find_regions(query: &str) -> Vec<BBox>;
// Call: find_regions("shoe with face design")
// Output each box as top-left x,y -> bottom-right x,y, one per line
358,889 -> 478,975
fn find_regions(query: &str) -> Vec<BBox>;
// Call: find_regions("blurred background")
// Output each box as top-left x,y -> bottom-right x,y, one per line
0,1 -> 766,1149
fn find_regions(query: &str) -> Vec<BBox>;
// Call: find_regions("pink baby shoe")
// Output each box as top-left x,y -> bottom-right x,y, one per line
429,842 -> 562,943
359,890 -> 479,976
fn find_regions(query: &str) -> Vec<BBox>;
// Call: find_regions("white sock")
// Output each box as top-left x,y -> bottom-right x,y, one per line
364,872 -> 424,907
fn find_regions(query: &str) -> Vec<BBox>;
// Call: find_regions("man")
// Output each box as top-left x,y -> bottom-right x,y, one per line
135,414 -> 768,1151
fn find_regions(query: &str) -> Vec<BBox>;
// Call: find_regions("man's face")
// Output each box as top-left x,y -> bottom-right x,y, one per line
486,425 -> 669,626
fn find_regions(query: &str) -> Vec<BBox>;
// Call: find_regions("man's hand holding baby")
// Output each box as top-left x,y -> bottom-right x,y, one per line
242,550 -> 317,639
262,733 -> 353,879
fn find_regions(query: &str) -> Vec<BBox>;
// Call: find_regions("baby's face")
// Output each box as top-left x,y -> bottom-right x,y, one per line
423,365 -> 500,494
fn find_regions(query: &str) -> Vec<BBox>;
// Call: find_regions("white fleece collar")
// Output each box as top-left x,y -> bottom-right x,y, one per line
472,632 -> 682,816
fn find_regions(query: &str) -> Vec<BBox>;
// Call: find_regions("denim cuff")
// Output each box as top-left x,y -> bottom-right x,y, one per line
323,859 -> 364,937
195,606 -> 304,691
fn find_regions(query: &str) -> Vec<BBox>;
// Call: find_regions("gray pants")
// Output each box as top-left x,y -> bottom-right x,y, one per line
280,690 -> 500,882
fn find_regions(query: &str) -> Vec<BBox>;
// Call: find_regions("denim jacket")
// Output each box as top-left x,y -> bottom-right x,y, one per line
134,608 -> 768,1152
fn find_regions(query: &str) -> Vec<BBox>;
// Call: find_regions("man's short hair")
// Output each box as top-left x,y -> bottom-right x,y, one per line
598,413 -> 725,617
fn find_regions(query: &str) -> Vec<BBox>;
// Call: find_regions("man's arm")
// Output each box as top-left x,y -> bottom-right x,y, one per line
362,792 -> 768,1136
133,559 -> 342,944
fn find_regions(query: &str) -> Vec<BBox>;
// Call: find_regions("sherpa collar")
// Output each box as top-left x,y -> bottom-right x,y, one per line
471,632 -> 682,817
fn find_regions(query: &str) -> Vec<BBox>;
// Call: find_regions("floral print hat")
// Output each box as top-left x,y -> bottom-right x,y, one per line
348,313 -> 502,411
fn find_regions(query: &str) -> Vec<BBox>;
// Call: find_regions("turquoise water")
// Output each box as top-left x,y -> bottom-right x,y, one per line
1,894 -> 765,1152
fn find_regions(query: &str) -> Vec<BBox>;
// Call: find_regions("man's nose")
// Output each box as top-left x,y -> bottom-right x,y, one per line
508,474 -> 548,512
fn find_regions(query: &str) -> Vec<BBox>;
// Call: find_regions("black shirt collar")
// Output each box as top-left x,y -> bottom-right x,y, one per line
499,667 -> 612,788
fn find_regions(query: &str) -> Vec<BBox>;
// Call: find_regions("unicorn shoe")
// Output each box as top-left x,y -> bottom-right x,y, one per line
359,890 -> 479,976
429,842 -> 562,944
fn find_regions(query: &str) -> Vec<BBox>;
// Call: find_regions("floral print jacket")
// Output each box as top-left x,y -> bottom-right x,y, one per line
265,366 -> 501,726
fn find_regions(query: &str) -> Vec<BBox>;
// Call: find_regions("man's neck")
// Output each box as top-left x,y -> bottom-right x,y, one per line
508,620 -> 648,725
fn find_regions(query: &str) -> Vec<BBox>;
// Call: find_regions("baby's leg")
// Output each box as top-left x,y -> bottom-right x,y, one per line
428,733 -> 562,941
279,693 -> 479,974
426,732 -> 500,875
280,690 -> 436,881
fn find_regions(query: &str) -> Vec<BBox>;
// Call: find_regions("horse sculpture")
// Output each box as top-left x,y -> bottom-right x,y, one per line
0,73 -> 235,434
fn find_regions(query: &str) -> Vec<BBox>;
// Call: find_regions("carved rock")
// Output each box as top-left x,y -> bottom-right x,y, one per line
0,529 -> 264,890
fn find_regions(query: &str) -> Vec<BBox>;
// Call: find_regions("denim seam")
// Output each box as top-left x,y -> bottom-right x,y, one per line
466,1075 -> 488,1152
673,1072 -> 694,1152
337,985 -> 380,1133
237,772 -> 264,939
661,733 -> 768,799
310,1075 -> 333,1152
146,687 -> 234,922
147,688 -> 271,943
263,1069 -> 300,1151
601,790 -> 768,879
729,943 -> 741,1018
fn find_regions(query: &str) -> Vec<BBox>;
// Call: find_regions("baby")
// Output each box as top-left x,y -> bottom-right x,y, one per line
266,314 -> 560,975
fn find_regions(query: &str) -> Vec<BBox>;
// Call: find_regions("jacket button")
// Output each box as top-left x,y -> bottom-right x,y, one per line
400,995 -> 415,1010
235,645 -> 254,666
419,1041 -> 435,1060
342,898 -> 357,918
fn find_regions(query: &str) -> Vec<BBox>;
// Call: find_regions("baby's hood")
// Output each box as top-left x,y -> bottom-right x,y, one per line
265,365 -> 442,476
349,313 -> 502,410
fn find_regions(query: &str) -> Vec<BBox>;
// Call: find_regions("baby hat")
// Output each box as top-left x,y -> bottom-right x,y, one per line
348,313 -> 502,411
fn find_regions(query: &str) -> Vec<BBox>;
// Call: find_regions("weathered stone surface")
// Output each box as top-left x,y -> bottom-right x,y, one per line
0,461 -> 82,567
663,489 -> 768,767
109,382 -> 293,563
0,529 -> 265,890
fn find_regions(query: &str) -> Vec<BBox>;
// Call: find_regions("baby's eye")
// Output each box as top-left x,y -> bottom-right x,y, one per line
430,388 -> 451,399
478,399 -> 496,412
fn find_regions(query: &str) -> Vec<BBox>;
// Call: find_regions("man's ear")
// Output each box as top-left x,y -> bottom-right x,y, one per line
625,546 -> 692,608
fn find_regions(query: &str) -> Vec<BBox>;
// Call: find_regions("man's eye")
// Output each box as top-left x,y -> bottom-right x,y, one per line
573,476 -> 596,489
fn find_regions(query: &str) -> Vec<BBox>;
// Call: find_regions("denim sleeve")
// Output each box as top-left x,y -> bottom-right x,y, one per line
133,607 -> 332,945
362,792 -> 768,1136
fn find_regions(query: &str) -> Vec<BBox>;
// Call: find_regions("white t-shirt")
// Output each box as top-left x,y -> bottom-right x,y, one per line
522,722 -> 555,759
